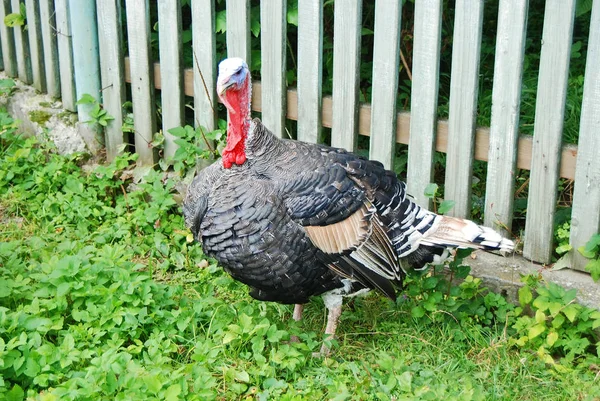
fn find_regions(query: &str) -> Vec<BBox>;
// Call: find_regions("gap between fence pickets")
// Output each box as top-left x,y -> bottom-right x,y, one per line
123,57 -> 577,181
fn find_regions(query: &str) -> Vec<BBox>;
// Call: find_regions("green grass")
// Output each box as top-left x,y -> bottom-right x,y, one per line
1,110 -> 599,400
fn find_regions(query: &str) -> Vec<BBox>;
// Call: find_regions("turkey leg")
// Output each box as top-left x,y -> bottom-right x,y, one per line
318,304 -> 342,356
292,304 -> 303,321
289,304 -> 304,343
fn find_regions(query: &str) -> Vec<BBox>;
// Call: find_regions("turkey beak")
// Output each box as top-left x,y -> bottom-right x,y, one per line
217,76 -> 235,96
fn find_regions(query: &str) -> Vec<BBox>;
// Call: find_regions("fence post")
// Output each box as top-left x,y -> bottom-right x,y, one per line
97,0 -> 126,161
158,0 -> 184,161
25,0 -> 46,92
569,0 -> 600,271
55,0 -> 77,111
331,0 -> 362,151
0,0 -> 17,77
523,0 -> 576,263
69,0 -> 102,151
40,0 -> 61,98
406,0 -> 442,208
444,0 -> 484,219
11,0 -> 32,83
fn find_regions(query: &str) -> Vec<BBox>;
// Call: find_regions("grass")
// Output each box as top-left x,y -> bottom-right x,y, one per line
1,109 -> 599,400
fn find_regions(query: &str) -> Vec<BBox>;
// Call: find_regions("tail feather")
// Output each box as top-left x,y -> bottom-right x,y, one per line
421,215 -> 514,254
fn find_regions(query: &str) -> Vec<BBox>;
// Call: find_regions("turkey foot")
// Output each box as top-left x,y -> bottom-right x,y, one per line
313,304 -> 342,357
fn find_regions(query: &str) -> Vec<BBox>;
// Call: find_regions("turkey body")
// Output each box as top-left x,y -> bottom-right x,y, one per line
184,57 -> 513,354
184,119 -> 510,304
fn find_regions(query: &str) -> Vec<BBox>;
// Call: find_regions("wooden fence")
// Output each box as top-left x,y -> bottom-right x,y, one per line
0,0 -> 599,271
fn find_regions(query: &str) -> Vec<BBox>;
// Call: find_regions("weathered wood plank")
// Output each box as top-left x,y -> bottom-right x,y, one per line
158,0 -> 184,160
69,1 -> 101,124
125,0 -> 156,166
369,0 -> 402,169
191,0 -> 217,132
297,0 -> 323,144
569,0 -> 600,271
11,0 -> 31,83
124,59 -> 581,181
260,0 -> 286,138
55,0 -> 76,111
444,0 -> 484,218
226,0 -> 250,63
406,0 -> 442,207
25,0 -> 45,91
331,0 -> 362,151
484,0 -> 528,235
97,0 -> 126,161
39,0 -> 60,98
0,0 -> 17,77
524,0 -> 576,264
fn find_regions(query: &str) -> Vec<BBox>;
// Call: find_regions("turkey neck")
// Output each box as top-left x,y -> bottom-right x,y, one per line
222,77 -> 251,168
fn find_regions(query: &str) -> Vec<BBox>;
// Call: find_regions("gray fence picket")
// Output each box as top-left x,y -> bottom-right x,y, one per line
125,0 -> 157,166
226,0 -> 250,64
0,0 -> 16,77
296,0 -> 323,144
69,1 -> 101,128
25,0 -> 45,92
524,0 -> 576,263
570,0 -> 600,271
11,0 -> 31,83
484,0 -> 529,235
158,0 -> 184,160
368,0 -> 402,169
97,0 -> 126,161
406,0 -> 442,208
331,0 -> 362,151
260,0 -> 286,138
444,0 -> 484,218
40,0 -> 60,98
191,0 -> 217,134
55,0 -> 76,111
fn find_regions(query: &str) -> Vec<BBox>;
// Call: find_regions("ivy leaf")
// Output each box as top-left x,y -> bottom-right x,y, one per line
555,243 -> 572,255
585,258 -> 600,282
528,323 -> 546,339
215,10 -> 227,33
4,13 -> 25,27
518,286 -> 532,306
397,371 -> 412,393
6,384 -> 24,401
411,306 -> 425,318
287,1 -> 298,26
165,384 -> 182,401
76,93 -> 96,105
438,200 -> 455,215
546,331 -> 559,347
424,183 -> 438,199
562,304 -> 580,323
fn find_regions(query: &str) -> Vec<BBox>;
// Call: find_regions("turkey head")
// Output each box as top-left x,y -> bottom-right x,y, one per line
217,58 -> 252,168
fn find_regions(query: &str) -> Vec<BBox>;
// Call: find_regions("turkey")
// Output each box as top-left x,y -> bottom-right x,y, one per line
184,57 -> 514,355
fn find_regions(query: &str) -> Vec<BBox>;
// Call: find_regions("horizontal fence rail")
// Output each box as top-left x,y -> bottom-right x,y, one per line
0,0 -> 599,272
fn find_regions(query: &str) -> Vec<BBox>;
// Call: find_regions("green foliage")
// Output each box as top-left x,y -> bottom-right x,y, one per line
162,120 -> 227,174
578,234 -> 600,282
512,278 -> 600,368
423,183 -> 455,215
3,2 -> 26,28
1,109 -> 600,399
554,222 -> 572,256
76,94 -> 115,128
0,78 -> 17,96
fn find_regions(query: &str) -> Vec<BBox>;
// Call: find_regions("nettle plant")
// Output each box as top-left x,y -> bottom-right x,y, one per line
578,234 -> 600,282
160,120 -> 227,174
76,94 -> 115,128
513,277 -> 600,369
